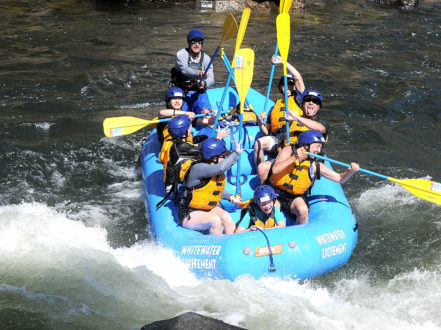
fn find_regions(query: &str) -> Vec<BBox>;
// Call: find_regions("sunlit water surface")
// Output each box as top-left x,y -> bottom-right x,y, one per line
1,0 -> 441,328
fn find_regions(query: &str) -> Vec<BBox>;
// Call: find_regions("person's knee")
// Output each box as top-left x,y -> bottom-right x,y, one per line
209,214 -> 223,234
257,161 -> 271,184
291,200 -> 308,217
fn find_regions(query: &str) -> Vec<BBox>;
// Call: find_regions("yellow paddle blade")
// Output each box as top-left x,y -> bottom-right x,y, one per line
103,116 -> 157,137
277,13 -> 291,76
235,8 -> 251,53
220,13 -> 238,44
389,178 -> 441,205
280,0 -> 293,13
234,48 -> 255,112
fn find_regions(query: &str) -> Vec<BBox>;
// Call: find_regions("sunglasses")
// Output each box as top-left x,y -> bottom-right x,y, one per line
190,40 -> 203,45
303,97 -> 321,106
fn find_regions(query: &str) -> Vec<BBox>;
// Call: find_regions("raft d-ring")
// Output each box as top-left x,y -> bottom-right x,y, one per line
288,241 -> 297,249
227,173 -> 248,186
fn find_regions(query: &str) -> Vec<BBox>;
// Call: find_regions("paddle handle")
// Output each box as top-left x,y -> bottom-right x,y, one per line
263,43 -> 279,124
308,152 -> 388,180
200,46 -> 220,84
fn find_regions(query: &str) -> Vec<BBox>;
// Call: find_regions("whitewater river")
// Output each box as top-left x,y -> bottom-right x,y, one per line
1,0 -> 441,328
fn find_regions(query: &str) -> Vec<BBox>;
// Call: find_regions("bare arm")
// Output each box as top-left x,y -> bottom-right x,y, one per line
272,146 -> 307,175
159,109 -> 195,119
272,55 -> 306,94
319,162 -> 360,184
286,110 -> 327,134
257,111 -> 270,135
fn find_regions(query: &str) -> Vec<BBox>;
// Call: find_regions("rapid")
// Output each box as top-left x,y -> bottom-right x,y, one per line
1,0 -> 441,328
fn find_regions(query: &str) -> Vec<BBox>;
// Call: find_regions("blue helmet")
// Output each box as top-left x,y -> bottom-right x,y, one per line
278,74 -> 295,94
168,115 -> 192,138
165,87 -> 185,102
298,130 -> 326,146
187,29 -> 204,42
278,73 -> 295,86
254,185 -> 277,204
201,138 -> 227,160
303,90 -> 323,107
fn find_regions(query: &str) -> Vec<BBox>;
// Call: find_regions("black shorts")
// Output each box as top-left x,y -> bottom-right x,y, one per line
276,190 -> 309,215
178,206 -> 210,223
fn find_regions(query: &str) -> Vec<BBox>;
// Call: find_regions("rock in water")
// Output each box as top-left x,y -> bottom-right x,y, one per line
141,312 -> 247,330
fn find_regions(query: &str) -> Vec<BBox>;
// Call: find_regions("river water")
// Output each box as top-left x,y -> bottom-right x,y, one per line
1,0 -> 441,328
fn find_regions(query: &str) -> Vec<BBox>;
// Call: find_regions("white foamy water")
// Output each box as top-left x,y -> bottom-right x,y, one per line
1,202 -> 441,329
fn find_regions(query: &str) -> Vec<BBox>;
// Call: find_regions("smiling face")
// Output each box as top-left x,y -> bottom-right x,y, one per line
302,96 -> 321,118
257,200 -> 274,215
189,39 -> 203,55
169,97 -> 183,110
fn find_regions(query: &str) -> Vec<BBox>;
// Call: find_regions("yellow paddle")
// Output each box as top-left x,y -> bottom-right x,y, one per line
280,0 -> 293,13
200,13 -> 238,84
235,8 -> 251,54
212,8 -> 251,137
308,152 -> 441,206
103,113 -> 214,137
234,47 -> 255,196
276,12 -> 291,144
263,0 -> 293,118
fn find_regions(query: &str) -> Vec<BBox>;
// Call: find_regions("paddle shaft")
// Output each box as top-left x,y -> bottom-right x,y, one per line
263,43 -> 279,124
283,75 -> 290,144
308,152 -> 441,202
307,152 -> 388,179
210,51 -> 250,138
210,67 -> 234,138
199,46 -> 220,84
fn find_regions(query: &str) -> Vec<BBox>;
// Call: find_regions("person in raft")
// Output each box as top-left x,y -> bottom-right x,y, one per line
157,87 -> 215,146
257,89 -> 329,185
157,87 -> 193,145
178,138 -> 242,235
235,185 -> 287,233
171,29 -> 215,117
158,115 -> 230,196
269,130 -> 359,225
254,55 -> 306,168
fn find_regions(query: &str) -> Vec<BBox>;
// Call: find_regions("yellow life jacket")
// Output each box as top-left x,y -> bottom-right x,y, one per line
270,157 -> 313,196
237,202 -> 276,229
164,158 -> 194,186
231,104 -> 258,123
269,97 -> 303,135
282,121 -> 311,147
186,173 -> 226,210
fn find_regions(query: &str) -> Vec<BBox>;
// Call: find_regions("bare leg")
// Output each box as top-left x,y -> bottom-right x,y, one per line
254,139 -> 264,167
257,161 -> 272,185
212,206 -> 235,234
182,210 -> 223,235
290,197 -> 309,224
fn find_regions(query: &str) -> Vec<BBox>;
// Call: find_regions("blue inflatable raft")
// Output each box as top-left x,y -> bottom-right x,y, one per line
140,87 -> 358,281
